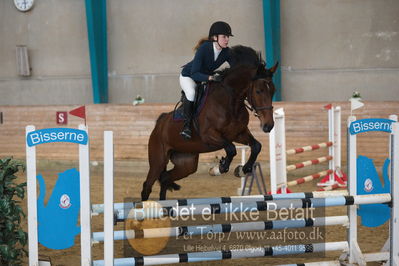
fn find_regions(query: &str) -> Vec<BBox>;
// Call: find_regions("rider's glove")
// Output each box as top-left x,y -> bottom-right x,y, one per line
210,73 -> 222,82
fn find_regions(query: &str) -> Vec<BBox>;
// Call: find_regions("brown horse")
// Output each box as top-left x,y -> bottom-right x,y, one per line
141,45 -> 278,200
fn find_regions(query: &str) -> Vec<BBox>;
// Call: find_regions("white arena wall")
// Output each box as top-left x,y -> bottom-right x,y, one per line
0,0 -> 398,105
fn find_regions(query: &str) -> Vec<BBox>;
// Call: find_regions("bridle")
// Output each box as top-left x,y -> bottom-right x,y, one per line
245,79 -> 274,117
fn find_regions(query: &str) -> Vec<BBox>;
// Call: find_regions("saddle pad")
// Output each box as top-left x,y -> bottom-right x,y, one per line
173,84 -> 210,121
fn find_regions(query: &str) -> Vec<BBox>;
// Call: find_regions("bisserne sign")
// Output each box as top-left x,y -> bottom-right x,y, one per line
26,128 -> 88,147
349,118 -> 395,135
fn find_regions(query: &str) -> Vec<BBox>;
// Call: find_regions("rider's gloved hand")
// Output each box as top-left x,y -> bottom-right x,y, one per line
209,73 -> 222,82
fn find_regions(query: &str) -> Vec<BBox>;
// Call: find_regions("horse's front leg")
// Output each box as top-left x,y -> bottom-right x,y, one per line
235,129 -> 262,175
209,141 -> 237,175
219,142 -> 237,173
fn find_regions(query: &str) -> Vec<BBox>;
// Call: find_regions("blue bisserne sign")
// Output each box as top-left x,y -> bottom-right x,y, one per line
27,128 -> 88,147
349,118 -> 396,135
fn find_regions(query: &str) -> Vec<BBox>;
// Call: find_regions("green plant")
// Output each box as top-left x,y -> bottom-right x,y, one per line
352,91 -> 361,98
0,158 -> 27,266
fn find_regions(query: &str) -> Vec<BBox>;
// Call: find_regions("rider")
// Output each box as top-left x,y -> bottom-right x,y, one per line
179,21 -> 233,139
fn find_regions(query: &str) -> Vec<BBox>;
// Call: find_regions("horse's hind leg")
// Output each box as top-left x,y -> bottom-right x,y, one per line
159,152 -> 199,200
141,138 -> 169,201
142,163 -> 166,201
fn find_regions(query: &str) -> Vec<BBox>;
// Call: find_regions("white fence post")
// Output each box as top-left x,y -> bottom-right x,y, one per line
388,115 -> 398,164
391,122 -> 399,265
269,108 -> 286,194
347,116 -> 362,264
334,106 -> 342,170
26,125 -> 39,266
327,106 -> 335,186
236,145 -> 250,195
79,124 -> 92,266
104,131 -> 114,265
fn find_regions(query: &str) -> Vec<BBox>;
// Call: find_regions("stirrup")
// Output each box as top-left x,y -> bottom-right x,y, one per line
180,127 -> 192,140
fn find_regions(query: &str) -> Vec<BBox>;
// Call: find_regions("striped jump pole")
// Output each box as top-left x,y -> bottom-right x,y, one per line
279,169 -> 333,188
278,261 -> 342,266
286,141 -> 332,156
286,156 -> 333,172
269,106 -> 341,194
317,183 -> 341,192
114,193 -> 391,221
92,216 -> 349,242
104,191 -> 348,222
92,190 -> 348,216
93,241 -> 349,266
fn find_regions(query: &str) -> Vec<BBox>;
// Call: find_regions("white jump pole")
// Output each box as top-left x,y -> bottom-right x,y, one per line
104,131 -> 114,266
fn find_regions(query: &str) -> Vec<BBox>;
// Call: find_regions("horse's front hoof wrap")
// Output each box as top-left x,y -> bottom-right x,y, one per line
209,165 -> 221,176
234,165 -> 245,177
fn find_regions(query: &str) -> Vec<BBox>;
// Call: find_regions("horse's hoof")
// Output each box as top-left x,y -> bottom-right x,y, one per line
209,165 -> 221,176
168,182 -> 181,191
243,165 -> 253,174
234,165 -> 245,177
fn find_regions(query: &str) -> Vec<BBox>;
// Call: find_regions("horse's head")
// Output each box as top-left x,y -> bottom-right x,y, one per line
222,45 -> 278,132
247,62 -> 278,133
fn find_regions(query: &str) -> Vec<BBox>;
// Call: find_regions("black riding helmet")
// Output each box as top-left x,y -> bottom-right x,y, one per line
208,21 -> 233,38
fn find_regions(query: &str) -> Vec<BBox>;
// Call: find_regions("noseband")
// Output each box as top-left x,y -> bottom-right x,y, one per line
245,79 -> 274,117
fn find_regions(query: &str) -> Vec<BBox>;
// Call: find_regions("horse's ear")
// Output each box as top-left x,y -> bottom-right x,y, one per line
270,62 -> 279,73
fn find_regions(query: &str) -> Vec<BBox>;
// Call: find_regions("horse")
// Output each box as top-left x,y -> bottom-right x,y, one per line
141,45 -> 278,200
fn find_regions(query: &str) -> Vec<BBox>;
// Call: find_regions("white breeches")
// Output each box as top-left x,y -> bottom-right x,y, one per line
179,74 -> 196,102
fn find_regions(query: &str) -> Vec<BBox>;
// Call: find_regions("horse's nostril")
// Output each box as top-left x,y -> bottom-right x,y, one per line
263,124 -> 274,132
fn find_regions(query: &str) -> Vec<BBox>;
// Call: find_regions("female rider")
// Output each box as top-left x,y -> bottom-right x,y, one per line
179,21 -> 233,139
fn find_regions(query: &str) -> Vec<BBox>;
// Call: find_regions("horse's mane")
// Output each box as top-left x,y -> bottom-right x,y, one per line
229,45 -> 261,68
218,45 -> 271,80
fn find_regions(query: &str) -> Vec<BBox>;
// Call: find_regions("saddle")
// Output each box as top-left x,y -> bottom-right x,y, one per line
172,82 -> 210,121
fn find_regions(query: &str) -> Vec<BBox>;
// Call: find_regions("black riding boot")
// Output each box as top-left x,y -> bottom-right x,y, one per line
180,99 -> 194,140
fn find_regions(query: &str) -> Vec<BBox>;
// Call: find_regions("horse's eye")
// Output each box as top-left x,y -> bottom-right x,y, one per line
256,89 -> 261,94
